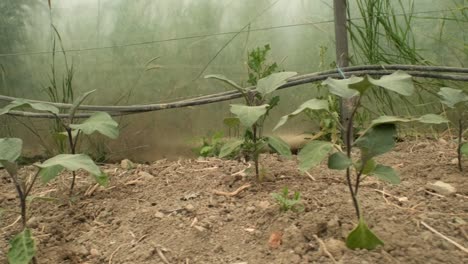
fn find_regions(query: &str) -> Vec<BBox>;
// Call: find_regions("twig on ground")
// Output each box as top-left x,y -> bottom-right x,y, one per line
85,183 -> 100,196
232,163 -> 251,176
425,190 -> 445,198
155,245 -> 171,264
456,193 -> 468,199
1,216 -> 21,230
213,184 -> 251,197
304,171 -> 316,181
420,221 -> 468,254
313,235 -> 337,264
108,244 -> 125,264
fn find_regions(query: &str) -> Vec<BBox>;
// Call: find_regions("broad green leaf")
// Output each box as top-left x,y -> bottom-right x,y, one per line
354,124 -> 396,160
355,159 -> 377,175
266,136 -> 292,159
328,152 -> 352,170
204,74 -> 244,91
370,116 -> 413,127
219,139 -> 243,158
69,112 -> 119,139
298,141 -> 333,171
93,172 -> 109,186
7,228 -> 36,264
461,143 -> 468,156
0,138 -> 22,162
69,90 -> 96,119
369,71 -> 414,96
230,104 -> 268,128
38,154 -> 103,183
223,117 -> 240,128
438,87 -> 468,108
0,160 -> 18,176
256,72 -> 297,96
322,76 -> 362,99
274,98 -> 329,130
371,164 -> 400,184
0,99 -> 59,115
38,165 -> 64,183
417,114 -> 449,124
349,75 -> 373,94
346,217 -> 384,250
56,130 -> 79,140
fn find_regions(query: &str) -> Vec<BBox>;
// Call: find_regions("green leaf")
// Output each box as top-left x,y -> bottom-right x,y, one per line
69,90 -> 96,119
354,124 -> 396,160
298,141 -> 333,171
369,71 -> 414,96
417,114 -> 449,124
230,104 -> 268,128
460,143 -> 468,156
355,159 -> 377,175
93,172 -> 109,186
371,164 -> 400,184
322,76 -> 362,99
38,165 -> 64,184
223,117 -> 240,128
0,99 -> 59,115
328,152 -> 352,170
266,136 -> 292,159
274,98 -> 329,130
370,116 -> 413,127
69,112 -> 119,139
0,138 -> 22,162
346,217 -> 384,250
7,228 -> 36,264
438,87 -> 468,108
256,72 -> 297,96
204,74 -> 244,91
37,154 -> 105,185
219,139 -> 243,158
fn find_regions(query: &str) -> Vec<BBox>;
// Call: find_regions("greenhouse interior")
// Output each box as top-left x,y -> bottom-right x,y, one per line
0,0 -> 467,263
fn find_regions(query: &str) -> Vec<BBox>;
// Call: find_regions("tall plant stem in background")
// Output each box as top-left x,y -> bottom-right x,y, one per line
252,124 -> 259,179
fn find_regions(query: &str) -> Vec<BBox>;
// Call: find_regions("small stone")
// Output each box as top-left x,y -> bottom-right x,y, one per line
438,138 -> 448,144
213,244 -> 224,253
246,206 -> 256,213
154,211 -> 165,219
324,238 -> 346,257
257,201 -> 270,209
426,181 -> 456,196
89,248 -> 100,257
26,217 -> 39,228
193,225 -> 206,232
185,204 -> 195,212
225,214 -> 234,222
120,159 -> 134,170
451,158 -> 458,165
138,171 -> 155,180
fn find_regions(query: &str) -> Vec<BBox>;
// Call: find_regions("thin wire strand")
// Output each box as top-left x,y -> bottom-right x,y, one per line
0,7 -> 464,58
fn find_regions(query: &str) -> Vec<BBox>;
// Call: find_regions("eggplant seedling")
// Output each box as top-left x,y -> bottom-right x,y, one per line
0,90 -> 119,196
205,72 -> 296,180
275,71 -> 448,249
0,137 -> 110,264
271,187 -> 304,212
437,87 -> 468,171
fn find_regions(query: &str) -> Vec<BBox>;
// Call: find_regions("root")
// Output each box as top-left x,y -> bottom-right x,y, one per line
213,183 -> 251,197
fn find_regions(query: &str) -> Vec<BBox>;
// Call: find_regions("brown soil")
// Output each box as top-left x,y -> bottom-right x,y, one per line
1,140 -> 467,264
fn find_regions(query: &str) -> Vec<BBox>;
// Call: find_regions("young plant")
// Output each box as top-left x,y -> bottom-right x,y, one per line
0,90 -> 119,196
246,44 -> 279,86
437,87 -> 468,171
196,131 -> 225,157
271,187 -> 304,212
0,136 -> 111,264
205,72 -> 296,180
275,71 -> 448,249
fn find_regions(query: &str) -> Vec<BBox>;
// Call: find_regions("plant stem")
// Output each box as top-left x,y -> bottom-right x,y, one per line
345,97 -> 362,220
66,127 -> 77,196
458,118 -> 463,172
252,124 -> 259,180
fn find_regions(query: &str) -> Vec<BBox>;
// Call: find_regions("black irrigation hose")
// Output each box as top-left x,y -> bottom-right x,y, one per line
2,65 -> 468,119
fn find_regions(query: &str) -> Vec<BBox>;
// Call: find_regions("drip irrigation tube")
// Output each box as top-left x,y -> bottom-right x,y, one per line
1,65 -> 467,119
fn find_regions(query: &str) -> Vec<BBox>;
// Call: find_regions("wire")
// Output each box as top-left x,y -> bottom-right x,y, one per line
2,65 -> 467,119
0,7 -> 464,58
